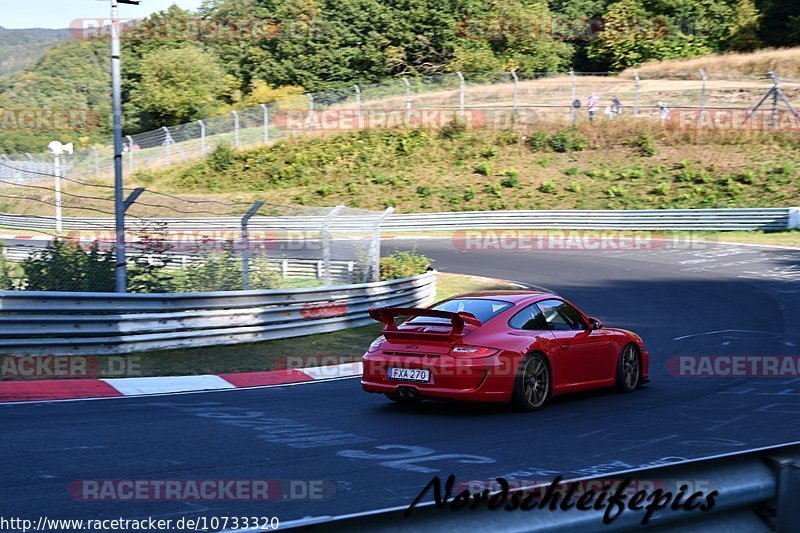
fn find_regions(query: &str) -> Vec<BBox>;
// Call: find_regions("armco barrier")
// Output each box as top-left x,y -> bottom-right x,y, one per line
0,271 -> 436,356
0,207 -> 794,233
277,441 -> 800,532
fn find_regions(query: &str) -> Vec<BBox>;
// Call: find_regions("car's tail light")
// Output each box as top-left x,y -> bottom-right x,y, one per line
449,344 -> 499,358
367,336 -> 385,353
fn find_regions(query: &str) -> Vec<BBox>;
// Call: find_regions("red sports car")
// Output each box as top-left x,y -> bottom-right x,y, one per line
362,291 -> 649,410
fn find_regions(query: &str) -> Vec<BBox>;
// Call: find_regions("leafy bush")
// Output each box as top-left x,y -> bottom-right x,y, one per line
22,239 -> 115,292
636,133 -> 657,157
655,182 -> 671,196
0,248 -> 16,290
566,181 -> 583,193
208,143 -> 237,171
549,130 -> 588,153
440,118 -> 467,139
525,131 -> 549,151
605,185 -> 627,197
416,186 -> 431,197
379,250 -> 432,281
474,161 -> 494,176
496,130 -> 520,145
539,181 -> 557,194
500,168 -> 519,188
565,166 -> 579,176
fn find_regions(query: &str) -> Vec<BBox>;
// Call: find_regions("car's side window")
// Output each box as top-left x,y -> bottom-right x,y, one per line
537,299 -> 588,331
508,303 -> 549,331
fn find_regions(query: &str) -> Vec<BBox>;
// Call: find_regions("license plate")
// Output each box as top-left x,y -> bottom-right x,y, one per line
388,367 -> 430,382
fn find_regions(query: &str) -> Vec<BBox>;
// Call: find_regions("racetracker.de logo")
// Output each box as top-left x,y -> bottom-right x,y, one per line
666,355 -> 800,377
68,18 -> 303,41
1,355 -> 140,379
273,109 -> 486,131
69,479 -> 332,501
455,17 -> 668,41
452,230 -> 713,252
671,109 -> 800,131
0,109 -> 99,131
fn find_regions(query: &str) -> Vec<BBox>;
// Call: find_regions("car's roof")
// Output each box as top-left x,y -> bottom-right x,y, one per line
448,290 -> 557,304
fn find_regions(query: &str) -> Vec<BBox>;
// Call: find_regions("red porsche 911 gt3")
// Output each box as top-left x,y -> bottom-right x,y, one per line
362,291 -> 649,411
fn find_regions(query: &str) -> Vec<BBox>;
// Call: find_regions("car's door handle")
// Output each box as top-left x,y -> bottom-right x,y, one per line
561,344 -> 570,351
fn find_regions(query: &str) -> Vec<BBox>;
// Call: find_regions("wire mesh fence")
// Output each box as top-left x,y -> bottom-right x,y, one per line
0,69 -> 798,292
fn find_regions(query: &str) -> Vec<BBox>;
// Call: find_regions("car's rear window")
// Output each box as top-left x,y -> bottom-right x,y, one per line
407,298 -> 513,325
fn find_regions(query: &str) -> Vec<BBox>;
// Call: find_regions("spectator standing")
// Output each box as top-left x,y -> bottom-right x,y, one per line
587,93 -> 600,122
657,101 -> 670,121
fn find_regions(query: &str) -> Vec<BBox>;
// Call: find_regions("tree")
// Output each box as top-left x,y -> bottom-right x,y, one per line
131,45 -> 232,126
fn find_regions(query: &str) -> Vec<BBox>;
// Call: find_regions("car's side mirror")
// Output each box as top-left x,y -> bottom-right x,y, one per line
588,318 -> 603,330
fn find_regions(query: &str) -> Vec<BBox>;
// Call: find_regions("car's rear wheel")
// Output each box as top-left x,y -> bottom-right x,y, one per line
512,353 -> 550,411
616,344 -> 641,392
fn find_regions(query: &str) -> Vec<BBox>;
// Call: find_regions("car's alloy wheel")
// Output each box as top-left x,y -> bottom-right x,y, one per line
616,344 -> 640,392
513,354 -> 550,411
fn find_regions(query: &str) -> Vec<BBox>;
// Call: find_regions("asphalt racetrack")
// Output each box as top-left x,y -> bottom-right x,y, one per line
3,238 -> 800,525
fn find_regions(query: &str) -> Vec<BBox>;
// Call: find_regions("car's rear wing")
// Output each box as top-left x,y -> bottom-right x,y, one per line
368,307 -> 482,343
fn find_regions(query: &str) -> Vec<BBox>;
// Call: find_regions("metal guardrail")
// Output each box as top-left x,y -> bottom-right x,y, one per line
0,208 -> 796,234
279,442 -> 800,532
0,271 -> 436,355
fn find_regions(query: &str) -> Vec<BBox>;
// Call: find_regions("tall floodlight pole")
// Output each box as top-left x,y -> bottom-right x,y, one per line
111,0 -> 140,292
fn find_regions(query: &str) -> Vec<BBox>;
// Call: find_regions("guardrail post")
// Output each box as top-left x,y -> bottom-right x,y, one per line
365,207 -> 394,282
125,135 -> 134,173
511,70 -> 519,120
456,71 -> 465,119
198,120 -> 206,156
231,110 -> 240,148
260,104 -> 269,144
322,205 -> 345,286
241,201 -> 265,290
569,68 -> 576,126
698,69 -> 707,127
789,208 -> 800,230
281,258 -> 288,278
402,78 -> 411,123
633,71 -> 640,118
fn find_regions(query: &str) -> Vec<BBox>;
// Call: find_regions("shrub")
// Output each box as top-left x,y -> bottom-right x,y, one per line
654,182 -> 671,196
636,133 -> 656,157
539,181 -> 556,194
440,118 -> 467,139
605,185 -> 627,197
208,143 -> 237,171
549,130 -> 588,153
379,250 -> 432,281
474,161 -> 493,176
496,130 -> 520,145
500,168 -> 519,188
22,239 -> 115,292
416,186 -> 431,197
566,181 -> 582,193
565,166 -> 579,176
525,131 -> 549,151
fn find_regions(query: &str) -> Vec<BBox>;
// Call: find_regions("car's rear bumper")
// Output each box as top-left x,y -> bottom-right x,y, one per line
361,352 -> 515,403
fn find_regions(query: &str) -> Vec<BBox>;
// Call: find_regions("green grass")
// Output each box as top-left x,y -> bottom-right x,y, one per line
119,123 -> 800,213
5,272 -> 519,380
